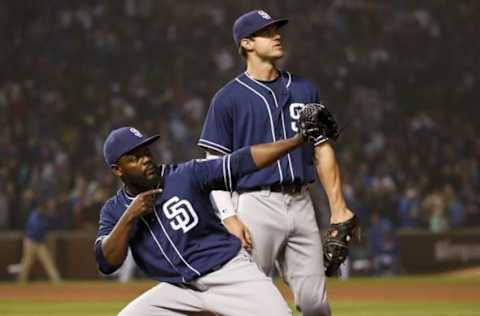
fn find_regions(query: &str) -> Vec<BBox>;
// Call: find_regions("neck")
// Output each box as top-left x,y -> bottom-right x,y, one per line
245,57 -> 279,81
124,185 -> 143,197
122,165 -> 164,197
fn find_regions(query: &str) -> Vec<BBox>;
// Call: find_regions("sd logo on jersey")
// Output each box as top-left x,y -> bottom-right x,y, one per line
163,196 -> 199,233
289,103 -> 305,132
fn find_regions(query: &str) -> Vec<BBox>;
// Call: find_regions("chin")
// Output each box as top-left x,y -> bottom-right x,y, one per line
146,174 -> 160,186
272,49 -> 284,58
270,53 -> 284,60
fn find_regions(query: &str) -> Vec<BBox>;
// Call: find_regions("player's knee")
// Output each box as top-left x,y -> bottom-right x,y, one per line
291,276 -> 330,316
296,297 -> 331,316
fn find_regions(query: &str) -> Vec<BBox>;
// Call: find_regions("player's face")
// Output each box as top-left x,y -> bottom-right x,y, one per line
114,145 -> 160,192
249,24 -> 284,60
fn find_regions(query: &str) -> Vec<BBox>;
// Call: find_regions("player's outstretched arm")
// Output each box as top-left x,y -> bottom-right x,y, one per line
250,134 -> 305,169
100,188 -> 162,267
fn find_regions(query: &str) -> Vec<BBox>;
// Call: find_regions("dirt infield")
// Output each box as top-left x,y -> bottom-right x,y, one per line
1,277 -> 479,303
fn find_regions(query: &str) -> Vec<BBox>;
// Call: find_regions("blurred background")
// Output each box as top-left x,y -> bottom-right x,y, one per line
0,0 -> 479,283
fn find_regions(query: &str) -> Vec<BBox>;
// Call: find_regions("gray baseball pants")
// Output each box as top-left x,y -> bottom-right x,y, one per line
118,250 -> 291,316
237,188 -> 331,316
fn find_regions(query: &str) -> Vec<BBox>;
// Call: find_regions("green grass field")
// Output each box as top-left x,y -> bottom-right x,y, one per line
1,301 -> 479,316
329,302 -> 480,316
1,276 -> 479,316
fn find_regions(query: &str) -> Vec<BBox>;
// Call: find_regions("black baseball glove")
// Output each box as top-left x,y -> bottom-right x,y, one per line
323,214 -> 358,277
298,103 -> 339,144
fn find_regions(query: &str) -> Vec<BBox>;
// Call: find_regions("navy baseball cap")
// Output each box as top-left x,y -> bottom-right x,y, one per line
103,127 -> 160,166
233,10 -> 288,46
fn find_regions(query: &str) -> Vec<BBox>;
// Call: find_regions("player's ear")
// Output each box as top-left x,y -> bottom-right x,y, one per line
111,164 -> 123,177
240,38 -> 254,52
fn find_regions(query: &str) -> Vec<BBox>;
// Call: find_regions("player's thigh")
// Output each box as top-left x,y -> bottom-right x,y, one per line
282,229 -> 326,299
282,195 -> 325,277
280,196 -> 329,307
212,278 -> 292,316
118,282 -> 204,316
202,251 -> 291,316
237,191 -> 288,274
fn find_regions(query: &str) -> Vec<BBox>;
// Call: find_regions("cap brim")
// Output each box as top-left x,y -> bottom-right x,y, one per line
130,135 -> 160,152
140,135 -> 160,147
119,135 -> 160,162
272,18 -> 289,28
256,18 -> 289,34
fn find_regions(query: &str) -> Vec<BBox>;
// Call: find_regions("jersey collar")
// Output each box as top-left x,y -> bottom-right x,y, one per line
241,71 -> 292,90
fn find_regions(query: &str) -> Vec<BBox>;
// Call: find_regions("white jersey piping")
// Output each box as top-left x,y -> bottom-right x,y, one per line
152,205 -> 201,276
235,77 -> 284,183
198,139 -> 231,154
123,193 -> 200,277
140,216 -> 179,273
245,73 -> 295,183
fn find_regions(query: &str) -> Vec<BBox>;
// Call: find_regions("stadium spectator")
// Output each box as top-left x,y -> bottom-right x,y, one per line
17,197 -> 62,283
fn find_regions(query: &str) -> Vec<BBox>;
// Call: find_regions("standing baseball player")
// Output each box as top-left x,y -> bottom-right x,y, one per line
198,10 -> 356,316
95,126 -> 314,315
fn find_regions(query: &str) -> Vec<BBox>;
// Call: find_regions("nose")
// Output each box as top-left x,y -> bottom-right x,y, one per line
272,29 -> 281,41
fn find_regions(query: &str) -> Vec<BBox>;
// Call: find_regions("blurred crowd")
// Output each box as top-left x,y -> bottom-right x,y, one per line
1,0 -> 479,261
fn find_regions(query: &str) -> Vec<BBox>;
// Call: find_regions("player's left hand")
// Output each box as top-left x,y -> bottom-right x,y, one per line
223,215 -> 252,251
298,103 -> 339,143
323,214 -> 358,277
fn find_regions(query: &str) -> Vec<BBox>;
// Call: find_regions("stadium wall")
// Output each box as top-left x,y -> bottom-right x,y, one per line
1,229 -> 480,280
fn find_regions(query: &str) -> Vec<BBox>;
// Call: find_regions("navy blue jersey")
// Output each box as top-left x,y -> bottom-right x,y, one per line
198,71 -> 320,190
95,147 -> 256,283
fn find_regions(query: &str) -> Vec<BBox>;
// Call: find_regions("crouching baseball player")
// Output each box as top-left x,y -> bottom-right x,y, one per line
95,126 -> 315,315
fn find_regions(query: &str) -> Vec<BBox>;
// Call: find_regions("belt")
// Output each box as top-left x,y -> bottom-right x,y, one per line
243,183 -> 305,195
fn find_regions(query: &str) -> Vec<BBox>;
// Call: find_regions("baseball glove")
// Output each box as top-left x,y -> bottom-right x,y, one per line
323,214 -> 358,277
298,103 -> 339,144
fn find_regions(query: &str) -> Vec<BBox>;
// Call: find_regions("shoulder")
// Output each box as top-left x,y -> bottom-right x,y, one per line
100,194 -> 120,216
168,159 -> 208,172
171,159 -> 220,176
163,161 -> 202,187
163,162 -> 192,178
211,75 -> 249,105
285,72 -> 317,90
283,71 -> 320,99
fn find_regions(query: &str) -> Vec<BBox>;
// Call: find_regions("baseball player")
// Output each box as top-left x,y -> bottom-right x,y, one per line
95,126 -> 310,315
198,10 -> 356,316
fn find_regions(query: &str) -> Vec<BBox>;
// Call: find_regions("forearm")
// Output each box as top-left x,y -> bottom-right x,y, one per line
250,134 -> 305,169
205,151 -> 237,220
101,211 -> 136,267
211,190 -> 237,220
314,142 -> 353,222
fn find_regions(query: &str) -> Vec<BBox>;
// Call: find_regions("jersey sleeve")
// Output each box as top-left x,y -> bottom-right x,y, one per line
192,147 -> 257,192
197,90 -> 233,154
94,201 -> 122,275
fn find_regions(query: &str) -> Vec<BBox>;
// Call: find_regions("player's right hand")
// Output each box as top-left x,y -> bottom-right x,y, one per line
127,188 -> 162,218
223,215 -> 252,251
